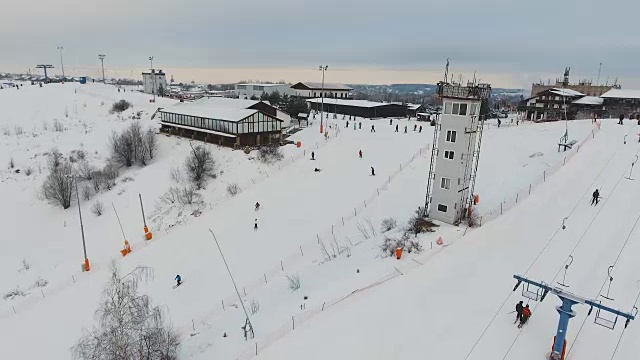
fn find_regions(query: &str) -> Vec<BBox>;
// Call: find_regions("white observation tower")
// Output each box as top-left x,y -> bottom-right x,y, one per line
425,79 -> 491,225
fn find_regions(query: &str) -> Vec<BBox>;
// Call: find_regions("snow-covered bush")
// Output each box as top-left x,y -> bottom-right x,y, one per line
406,207 -> 437,237
42,157 -> 75,209
145,128 -> 157,160
14,126 -> 23,136
82,185 -> 93,200
249,299 -> 260,315
91,201 -> 104,216
257,145 -> 284,164
160,187 -> 201,206
77,160 -> 96,181
109,99 -> 131,113
286,273 -> 301,291
110,122 -> 150,167
467,206 -> 481,227
33,278 -> 48,288
24,167 -> 32,176
3,287 -> 27,300
102,163 -> 119,190
169,166 -> 183,183
185,144 -> 216,189
72,264 -> 179,360
53,119 -> 64,132
226,183 -> 240,196
21,258 -> 30,271
380,233 -> 424,257
381,217 -> 397,233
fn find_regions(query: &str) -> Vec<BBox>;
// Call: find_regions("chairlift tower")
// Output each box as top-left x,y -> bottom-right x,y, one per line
36,64 -> 54,82
425,78 -> 491,224
513,274 -> 636,360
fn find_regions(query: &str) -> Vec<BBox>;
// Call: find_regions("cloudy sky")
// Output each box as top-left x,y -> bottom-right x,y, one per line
1,0 -> 639,88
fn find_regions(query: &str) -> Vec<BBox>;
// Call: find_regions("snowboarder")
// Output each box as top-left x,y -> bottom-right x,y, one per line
404,126 -> 407,133
175,274 -> 182,287
515,301 -> 524,323
519,304 -> 532,327
359,122 -> 362,130
255,202 -> 260,211
619,114 -> 624,125
591,189 -> 600,205
314,167 -> 322,172
371,167 -> 375,176
371,124 -> 375,132
311,151 -> 315,160
395,124 -> 399,132
414,124 -> 417,131
254,219 -> 258,231
359,150 -> 363,158
419,125 -> 422,133
498,119 -> 502,128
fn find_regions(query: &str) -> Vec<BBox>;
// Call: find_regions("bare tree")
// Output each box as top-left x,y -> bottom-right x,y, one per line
185,143 -> 216,189
72,263 -> 179,360
285,273 -> 301,291
78,160 -> 96,180
102,163 -> 119,190
91,201 -> 104,216
42,159 -> 75,209
144,129 -> 157,160
82,185 -> 93,200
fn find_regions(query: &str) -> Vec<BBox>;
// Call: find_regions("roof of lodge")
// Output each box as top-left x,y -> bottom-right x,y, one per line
600,89 -> 640,99
160,98 -> 281,122
306,98 -> 407,108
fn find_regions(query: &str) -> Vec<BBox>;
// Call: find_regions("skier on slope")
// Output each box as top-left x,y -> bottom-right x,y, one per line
371,167 -> 375,176
515,301 -> 524,322
311,151 -> 315,160
414,124 -> 417,131
254,219 -> 258,231
520,304 -> 532,326
395,124 -> 399,132
255,202 -> 260,211
419,125 -> 423,133
619,114 -> 624,125
404,126 -> 408,133
359,122 -> 362,130
371,124 -> 376,132
591,189 -> 600,205
390,119 -> 393,125
175,274 -> 182,287
359,150 -> 363,159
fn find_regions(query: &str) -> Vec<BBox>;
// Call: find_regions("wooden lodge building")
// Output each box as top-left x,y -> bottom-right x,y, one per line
159,98 -> 285,146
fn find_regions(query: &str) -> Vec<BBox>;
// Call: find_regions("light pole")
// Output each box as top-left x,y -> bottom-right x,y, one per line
98,54 -> 106,83
149,56 -> 156,101
57,46 -> 65,78
319,65 -> 328,133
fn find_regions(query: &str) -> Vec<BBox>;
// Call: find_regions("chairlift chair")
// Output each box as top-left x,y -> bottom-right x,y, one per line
522,282 -> 544,301
594,307 -> 618,330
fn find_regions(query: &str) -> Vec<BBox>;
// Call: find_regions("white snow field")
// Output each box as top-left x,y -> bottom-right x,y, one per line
0,81 -> 625,360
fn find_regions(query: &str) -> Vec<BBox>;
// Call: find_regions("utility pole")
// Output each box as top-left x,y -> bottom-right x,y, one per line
319,65 -> 328,134
596,62 -> 602,86
98,54 -> 106,83
35,64 -> 54,82
57,46 -> 65,78
149,56 -> 156,101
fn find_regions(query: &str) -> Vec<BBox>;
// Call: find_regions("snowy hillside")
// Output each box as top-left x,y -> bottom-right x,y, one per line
0,82 -> 627,360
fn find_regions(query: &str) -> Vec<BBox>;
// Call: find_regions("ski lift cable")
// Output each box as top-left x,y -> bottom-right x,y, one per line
609,292 -> 640,360
562,206 -> 640,359
464,135 -> 638,360
500,144 -> 640,360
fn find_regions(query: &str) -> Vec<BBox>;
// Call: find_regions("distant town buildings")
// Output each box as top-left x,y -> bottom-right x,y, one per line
235,83 -> 293,99
142,69 -> 167,95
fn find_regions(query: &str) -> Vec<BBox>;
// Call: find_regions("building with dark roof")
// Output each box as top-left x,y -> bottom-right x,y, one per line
291,82 -> 353,99
307,98 -> 408,118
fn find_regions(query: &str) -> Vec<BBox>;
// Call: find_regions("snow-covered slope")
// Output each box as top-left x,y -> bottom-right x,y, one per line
1,82 -> 629,360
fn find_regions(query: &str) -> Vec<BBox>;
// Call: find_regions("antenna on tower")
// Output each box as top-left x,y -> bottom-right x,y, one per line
443,58 -> 450,83
597,62 -> 603,86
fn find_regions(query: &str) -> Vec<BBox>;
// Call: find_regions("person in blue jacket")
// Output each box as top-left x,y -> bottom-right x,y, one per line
175,274 -> 182,286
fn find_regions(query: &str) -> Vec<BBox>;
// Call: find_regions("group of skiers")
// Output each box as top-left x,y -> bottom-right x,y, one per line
515,301 -> 532,326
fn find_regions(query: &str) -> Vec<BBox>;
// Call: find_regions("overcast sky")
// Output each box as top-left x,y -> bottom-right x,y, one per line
2,0 -> 639,88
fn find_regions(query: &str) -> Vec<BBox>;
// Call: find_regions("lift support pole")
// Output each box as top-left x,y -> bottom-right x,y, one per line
513,274 -> 635,360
